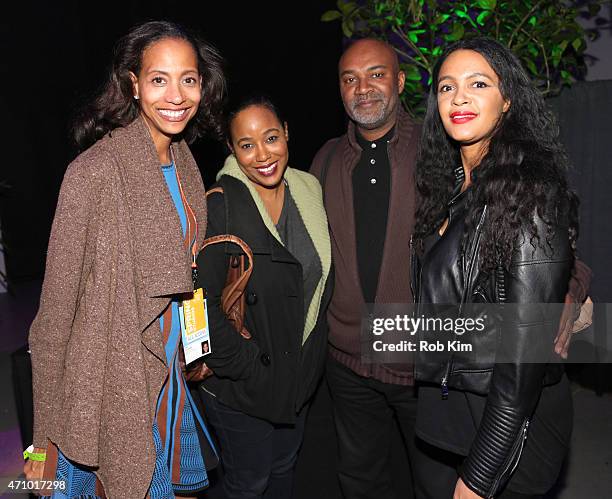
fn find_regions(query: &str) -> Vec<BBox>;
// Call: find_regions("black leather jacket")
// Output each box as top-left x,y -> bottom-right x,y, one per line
412,188 -> 572,498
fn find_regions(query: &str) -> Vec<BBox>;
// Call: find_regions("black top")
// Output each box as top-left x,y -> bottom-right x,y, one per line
275,186 -> 322,321
417,219 -> 480,456
417,376 -> 572,495
352,127 -> 394,303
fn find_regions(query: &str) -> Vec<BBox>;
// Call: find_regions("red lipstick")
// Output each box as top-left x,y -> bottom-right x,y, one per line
450,112 -> 477,124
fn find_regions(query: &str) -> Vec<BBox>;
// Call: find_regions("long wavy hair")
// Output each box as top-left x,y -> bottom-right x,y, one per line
72,21 -> 226,151
414,37 -> 578,272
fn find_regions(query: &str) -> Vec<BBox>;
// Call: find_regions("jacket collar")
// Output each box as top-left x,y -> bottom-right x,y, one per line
108,115 -> 207,298
216,155 -> 330,259
217,154 -> 284,249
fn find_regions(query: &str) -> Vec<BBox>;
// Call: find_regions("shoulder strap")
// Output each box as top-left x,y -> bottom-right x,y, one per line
206,184 -> 233,235
206,186 -> 224,197
201,184 -> 252,270
200,185 -> 253,339
200,234 -> 254,323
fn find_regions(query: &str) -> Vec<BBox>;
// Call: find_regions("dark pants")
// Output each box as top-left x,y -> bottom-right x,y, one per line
326,356 -> 446,499
326,358 -> 544,499
200,389 -> 307,499
410,441 -> 543,499
412,377 -> 572,498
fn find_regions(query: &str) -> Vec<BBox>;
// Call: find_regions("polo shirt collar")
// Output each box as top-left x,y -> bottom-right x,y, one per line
356,125 -> 395,150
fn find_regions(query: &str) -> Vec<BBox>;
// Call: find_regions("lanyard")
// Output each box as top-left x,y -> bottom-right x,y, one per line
170,147 -> 199,284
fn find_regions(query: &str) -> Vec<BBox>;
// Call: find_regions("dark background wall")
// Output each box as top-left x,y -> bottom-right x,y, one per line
1,0 -> 346,283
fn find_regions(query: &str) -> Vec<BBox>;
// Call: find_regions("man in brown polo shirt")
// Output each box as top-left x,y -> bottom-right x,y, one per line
310,38 -> 424,499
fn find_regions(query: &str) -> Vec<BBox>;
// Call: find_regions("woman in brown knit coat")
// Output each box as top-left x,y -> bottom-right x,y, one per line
24,21 -> 224,498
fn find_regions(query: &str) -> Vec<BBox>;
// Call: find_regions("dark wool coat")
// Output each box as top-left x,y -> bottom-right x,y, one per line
197,157 -> 333,424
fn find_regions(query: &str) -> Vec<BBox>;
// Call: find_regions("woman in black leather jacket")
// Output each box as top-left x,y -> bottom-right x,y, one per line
412,38 -> 579,499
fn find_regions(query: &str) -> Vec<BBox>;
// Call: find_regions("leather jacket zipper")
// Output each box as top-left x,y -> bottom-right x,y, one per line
488,418 -> 530,497
459,205 -> 488,315
440,206 -> 487,399
441,357 -> 453,399
409,235 -> 417,304
473,286 -> 488,302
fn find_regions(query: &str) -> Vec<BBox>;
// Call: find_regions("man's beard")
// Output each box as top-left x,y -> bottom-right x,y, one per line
348,92 -> 393,129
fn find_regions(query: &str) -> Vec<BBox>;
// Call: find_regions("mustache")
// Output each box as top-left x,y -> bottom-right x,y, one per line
351,93 -> 386,108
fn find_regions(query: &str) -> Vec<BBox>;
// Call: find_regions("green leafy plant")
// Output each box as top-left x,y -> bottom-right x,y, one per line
323,0 -> 609,118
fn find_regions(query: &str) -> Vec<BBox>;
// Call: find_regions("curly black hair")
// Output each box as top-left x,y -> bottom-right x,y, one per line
414,37 -> 578,272
72,20 -> 226,151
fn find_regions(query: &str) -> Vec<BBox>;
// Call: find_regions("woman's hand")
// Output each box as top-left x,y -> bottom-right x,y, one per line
23,450 -> 46,495
554,294 -> 593,359
454,478 -> 484,499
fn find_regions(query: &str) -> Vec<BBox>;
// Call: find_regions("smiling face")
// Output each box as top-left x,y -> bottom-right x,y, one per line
339,39 -> 405,139
229,105 -> 289,192
130,37 -> 201,156
437,49 -> 510,153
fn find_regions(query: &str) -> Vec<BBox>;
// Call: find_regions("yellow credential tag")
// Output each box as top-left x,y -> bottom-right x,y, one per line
179,288 -> 212,364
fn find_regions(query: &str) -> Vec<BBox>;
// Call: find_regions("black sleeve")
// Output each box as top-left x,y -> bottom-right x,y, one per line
460,214 -> 572,498
195,191 -> 261,380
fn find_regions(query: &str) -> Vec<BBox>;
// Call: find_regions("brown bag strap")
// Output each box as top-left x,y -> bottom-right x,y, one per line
183,186 -> 254,382
206,186 -> 224,197
201,185 -> 254,331
201,185 -> 254,308
200,234 -> 253,306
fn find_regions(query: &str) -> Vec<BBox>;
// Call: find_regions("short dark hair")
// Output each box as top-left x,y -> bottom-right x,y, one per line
224,94 -> 284,143
72,20 -> 226,150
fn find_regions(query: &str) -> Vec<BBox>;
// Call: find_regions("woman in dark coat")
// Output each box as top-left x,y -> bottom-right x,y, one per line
195,96 -> 332,498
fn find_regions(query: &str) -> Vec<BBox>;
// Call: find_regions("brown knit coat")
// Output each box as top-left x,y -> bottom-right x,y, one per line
28,116 -> 207,498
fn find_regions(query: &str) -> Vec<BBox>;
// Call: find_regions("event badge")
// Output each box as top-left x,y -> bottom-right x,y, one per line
179,288 -> 212,364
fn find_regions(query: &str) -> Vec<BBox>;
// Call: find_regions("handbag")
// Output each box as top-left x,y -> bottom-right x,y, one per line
182,187 -> 254,382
